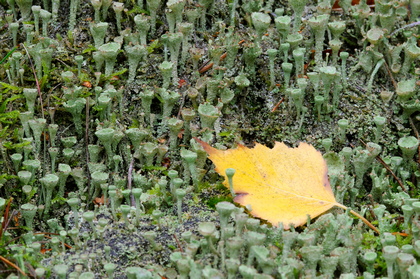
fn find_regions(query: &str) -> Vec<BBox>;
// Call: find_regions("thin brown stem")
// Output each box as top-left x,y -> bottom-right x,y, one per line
383,60 -> 397,91
173,233 -> 184,253
0,198 -> 13,240
375,155 -> 406,192
0,256 -> 27,276
334,203 -> 380,234
20,43 -> 44,119
359,139 -> 406,192
271,97 -> 285,112
41,234 -> 73,249
367,194 -> 377,220
21,43 -> 47,174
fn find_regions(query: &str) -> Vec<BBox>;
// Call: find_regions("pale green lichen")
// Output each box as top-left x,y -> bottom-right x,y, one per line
1,0 -> 420,277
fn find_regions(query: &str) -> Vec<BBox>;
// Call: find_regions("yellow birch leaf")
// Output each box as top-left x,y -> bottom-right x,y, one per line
196,138 -> 379,233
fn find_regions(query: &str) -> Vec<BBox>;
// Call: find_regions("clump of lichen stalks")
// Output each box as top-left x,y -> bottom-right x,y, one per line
0,0 -> 420,277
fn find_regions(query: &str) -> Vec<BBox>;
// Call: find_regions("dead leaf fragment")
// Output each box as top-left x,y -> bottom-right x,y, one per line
196,139 -> 379,233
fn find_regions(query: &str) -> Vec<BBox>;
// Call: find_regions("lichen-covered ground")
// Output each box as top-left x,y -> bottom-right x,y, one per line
0,0 -> 420,277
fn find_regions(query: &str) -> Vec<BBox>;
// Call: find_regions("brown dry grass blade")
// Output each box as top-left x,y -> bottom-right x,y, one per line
0,256 -> 27,276
0,198 -> 13,240
36,233 -> 73,249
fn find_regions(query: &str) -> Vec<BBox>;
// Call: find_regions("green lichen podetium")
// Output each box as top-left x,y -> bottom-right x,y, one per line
1,0 -> 420,277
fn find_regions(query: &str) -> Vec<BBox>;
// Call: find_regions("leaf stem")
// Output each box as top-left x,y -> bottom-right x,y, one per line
335,203 -> 380,234
0,255 -> 27,276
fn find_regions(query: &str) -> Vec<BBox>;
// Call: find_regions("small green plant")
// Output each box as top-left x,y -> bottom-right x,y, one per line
1,0 -> 420,277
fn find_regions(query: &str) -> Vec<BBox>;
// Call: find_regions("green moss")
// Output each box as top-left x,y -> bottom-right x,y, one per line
1,0 -> 420,277
206,195 -> 233,209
